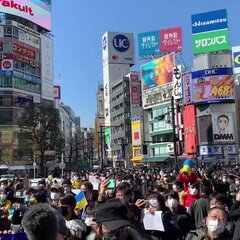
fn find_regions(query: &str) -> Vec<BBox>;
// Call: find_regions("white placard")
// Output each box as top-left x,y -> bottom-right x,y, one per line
143,210 -> 165,232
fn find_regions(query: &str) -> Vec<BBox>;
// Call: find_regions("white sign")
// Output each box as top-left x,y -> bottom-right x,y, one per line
172,65 -> 183,100
212,113 -> 235,142
18,29 -> 40,49
41,35 -> 53,101
232,46 -> 240,74
102,32 -> 135,66
143,210 -> 165,231
200,145 -> 236,155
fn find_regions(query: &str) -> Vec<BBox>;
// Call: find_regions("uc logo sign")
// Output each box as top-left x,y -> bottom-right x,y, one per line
234,52 -> 240,67
113,34 -> 129,52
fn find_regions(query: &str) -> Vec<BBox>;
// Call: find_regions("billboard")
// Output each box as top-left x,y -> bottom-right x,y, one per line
141,53 -> 175,91
97,90 -> 104,118
131,118 -> 143,161
212,112 -> 235,142
142,84 -> 173,109
53,85 -> 61,100
232,46 -> 240,74
138,31 -> 160,57
0,0 -> 52,31
191,9 -> 228,34
200,145 -> 236,155
12,39 -> 37,60
41,35 -> 53,100
172,65 -> 183,100
192,68 -> 234,103
192,29 -> 229,54
102,32 -> 134,66
160,27 -> 183,53
103,65 -> 110,126
129,73 -> 141,106
183,105 -> 197,154
182,72 -> 192,104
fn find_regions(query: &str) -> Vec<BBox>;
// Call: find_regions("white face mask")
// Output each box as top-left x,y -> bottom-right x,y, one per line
236,181 -> 240,185
167,198 -> 178,209
207,220 -> 225,235
85,217 -> 95,226
50,192 -> 60,201
149,199 -> 160,208
172,185 -> 178,192
222,178 -> 227,183
189,188 -> 198,196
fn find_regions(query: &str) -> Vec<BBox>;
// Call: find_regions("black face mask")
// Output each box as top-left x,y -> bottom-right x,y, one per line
59,206 -> 69,217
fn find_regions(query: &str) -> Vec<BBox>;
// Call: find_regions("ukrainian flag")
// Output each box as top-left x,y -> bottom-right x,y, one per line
75,191 -> 88,210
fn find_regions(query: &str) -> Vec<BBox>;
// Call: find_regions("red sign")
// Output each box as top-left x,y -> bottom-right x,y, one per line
130,73 -> 141,106
183,105 -> 197,154
54,85 -> 61,99
160,27 -> 182,53
184,72 -> 191,103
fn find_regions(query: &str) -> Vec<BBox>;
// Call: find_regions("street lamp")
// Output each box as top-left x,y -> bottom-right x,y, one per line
154,96 -> 178,171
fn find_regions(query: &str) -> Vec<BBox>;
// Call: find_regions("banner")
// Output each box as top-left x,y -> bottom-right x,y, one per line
130,73 -> 141,106
141,53 -> 175,91
131,119 -> 143,161
183,105 -> 197,154
192,29 -> 229,54
160,27 -> 182,53
182,72 -> 192,104
138,31 -> 160,57
212,113 -> 235,142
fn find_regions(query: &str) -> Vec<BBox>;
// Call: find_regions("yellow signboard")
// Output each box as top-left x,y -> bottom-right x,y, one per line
131,119 -> 143,161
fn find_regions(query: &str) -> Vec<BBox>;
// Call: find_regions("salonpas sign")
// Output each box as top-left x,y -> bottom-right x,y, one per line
192,29 -> 229,54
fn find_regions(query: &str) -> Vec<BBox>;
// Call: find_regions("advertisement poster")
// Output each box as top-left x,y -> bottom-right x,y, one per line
192,29 -> 229,54
232,46 -> 240,74
131,119 -> 143,161
0,0 -> 52,31
130,73 -> 141,106
191,9 -> 228,34
182,72 -> 192,104
138,31 -> 160,57
212,113 -> 235,142
183,105 -> 197,154
141,53 -> 175,91
192,75 -> 234,103
160,27 -> 182,53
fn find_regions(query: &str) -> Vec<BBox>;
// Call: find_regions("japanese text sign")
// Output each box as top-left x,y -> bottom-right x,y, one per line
172,65 -> 183,100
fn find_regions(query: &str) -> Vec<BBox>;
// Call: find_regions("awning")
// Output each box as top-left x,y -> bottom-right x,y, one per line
142,156 -> 170,163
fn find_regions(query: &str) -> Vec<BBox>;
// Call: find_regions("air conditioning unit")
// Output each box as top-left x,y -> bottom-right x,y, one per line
167,143 -> 174,154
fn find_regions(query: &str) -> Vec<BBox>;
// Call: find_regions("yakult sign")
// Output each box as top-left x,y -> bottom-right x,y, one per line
102,32 -> 134,66
0,0 -> 52,31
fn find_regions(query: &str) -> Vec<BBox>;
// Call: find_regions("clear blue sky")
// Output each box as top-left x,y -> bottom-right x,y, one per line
51,0 -> 240,128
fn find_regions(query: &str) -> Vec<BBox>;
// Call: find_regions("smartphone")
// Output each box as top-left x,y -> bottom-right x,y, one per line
107,179 -> 115,189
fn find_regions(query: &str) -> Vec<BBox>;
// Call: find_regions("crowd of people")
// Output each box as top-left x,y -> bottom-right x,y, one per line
1,159 -> 240,239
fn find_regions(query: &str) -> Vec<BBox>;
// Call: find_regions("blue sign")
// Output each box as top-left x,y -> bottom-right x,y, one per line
191,9 -> 228,34
12,70 -> 41,83
0,70 -> 13,76
113,34 -> 129,52
233,52 -> 240,68
191,67 -> 233,79
102,36 -> 107,50
138,31 -> 160,57
200,145 -> 236,155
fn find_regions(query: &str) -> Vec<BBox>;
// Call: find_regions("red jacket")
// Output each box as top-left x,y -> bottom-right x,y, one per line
184,193 -> 199,208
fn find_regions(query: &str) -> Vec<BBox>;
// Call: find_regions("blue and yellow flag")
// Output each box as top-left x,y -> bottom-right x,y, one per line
75,191 -> 88,210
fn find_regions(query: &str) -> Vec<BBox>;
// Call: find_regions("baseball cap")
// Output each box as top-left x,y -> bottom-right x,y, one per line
95,199 -> 131,231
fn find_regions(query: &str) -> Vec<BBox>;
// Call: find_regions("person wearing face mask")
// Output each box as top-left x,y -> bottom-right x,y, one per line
143,192 -> 180,240
49,185 -> 62,206
184,182 -> 200,210
62,179 -> 76,196
165,191 -> 195,240
185,207 -> 232,240
0,180 -> 14,203
230,189 -> 240,222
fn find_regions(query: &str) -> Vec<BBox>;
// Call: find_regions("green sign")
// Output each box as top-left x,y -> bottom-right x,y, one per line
192,29 -> 229,54
104,127 -> 111,145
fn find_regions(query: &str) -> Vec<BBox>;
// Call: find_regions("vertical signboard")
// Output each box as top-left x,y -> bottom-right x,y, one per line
41,35 -> 53,100
160,27 -> 183,53
172,65 -> 183,100
212,112 -> 235,142
191,9 -> 229,55
129,73 -> 141,106
103,65 -> 110,126
53,85 -> 61,99
184,105 -> 197,154
138,31 -> 160,57
97,90 -> 104,118
131,119 -> 143,161
182,72 -> 192,104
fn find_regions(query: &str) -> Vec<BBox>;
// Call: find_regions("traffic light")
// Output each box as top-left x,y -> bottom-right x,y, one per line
143,144 -> 147,155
